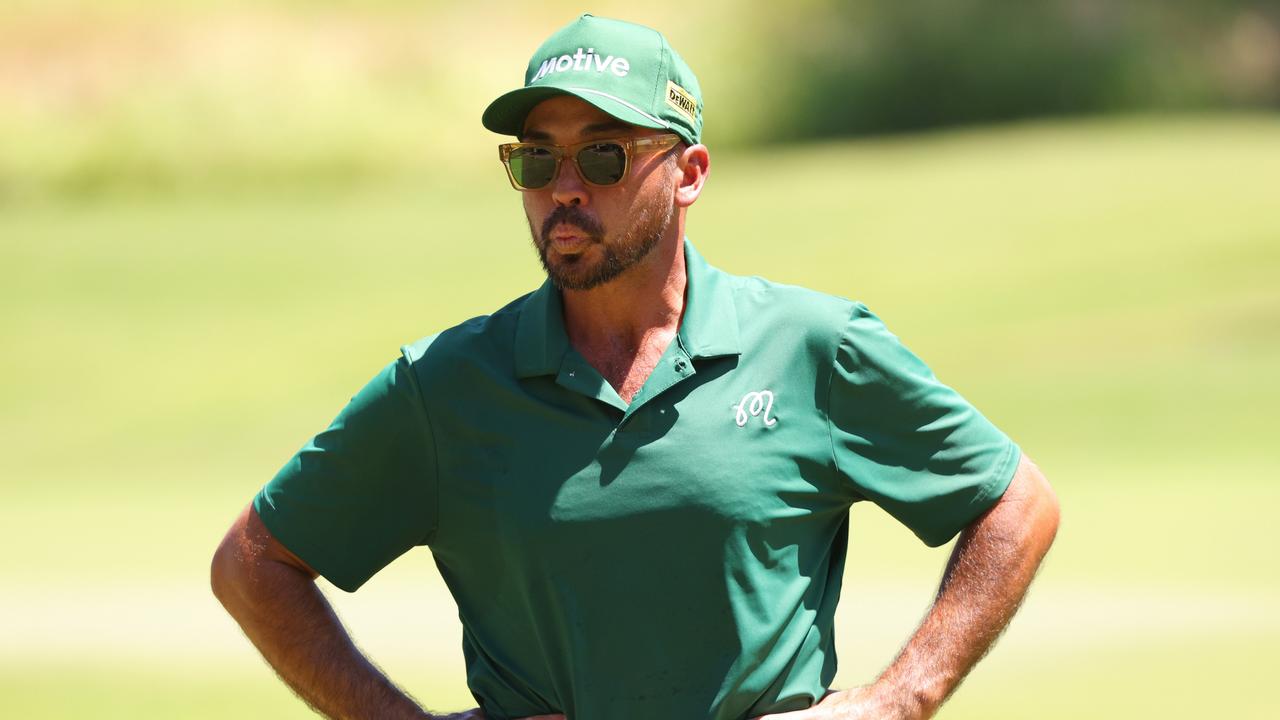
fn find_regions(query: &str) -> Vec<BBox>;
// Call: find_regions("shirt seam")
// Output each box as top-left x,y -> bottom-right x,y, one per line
973,439 -> 1022,515
652,36 -> 667,122
825,303 -> 860,497
400,345 -> 441,545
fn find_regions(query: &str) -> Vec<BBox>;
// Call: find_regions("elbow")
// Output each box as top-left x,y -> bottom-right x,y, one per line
210,504 -> 316,614
997,454 -> 1060,558
1024,458 -> 1061,553
210,532 -> 242,609
1043,483 -> 1061,538
210,505 -> 259,611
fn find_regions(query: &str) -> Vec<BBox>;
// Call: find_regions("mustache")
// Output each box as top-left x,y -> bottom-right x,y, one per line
540,205 -> 605,243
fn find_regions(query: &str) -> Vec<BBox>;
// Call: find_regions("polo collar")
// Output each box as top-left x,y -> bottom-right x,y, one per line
678,239 -> 741,360
513,276 -> 568,378
514,238 -> 742,379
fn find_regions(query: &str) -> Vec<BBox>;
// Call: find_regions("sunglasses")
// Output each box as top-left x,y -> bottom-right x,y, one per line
498,133 -> 682,191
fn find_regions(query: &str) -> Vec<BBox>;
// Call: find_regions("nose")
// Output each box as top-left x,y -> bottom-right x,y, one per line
550,157 -> 589,207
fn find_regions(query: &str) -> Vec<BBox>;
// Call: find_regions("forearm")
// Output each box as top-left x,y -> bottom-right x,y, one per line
211,510 -> 430,720
869,458 -> 1060,718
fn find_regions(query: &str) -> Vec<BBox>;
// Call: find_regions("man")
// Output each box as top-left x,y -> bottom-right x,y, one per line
211,13 -> 1059,720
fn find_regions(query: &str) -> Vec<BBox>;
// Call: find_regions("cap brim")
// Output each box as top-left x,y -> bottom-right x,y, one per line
482,85 -> 672,138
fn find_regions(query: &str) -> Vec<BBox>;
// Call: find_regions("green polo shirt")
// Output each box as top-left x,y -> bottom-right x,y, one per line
255,239 -> 1019,720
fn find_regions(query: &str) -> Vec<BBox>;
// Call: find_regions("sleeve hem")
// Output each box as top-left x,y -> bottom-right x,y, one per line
253,488 -> 368,593
919,440 -> 1022,548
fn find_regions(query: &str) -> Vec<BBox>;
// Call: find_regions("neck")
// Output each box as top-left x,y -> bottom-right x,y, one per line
560,232 -> 687,357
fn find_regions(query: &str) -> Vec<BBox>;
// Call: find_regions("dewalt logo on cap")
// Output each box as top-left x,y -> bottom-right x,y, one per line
665,81 -> 697,123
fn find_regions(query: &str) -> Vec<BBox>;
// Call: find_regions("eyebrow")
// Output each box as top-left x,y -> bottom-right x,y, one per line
520,119 -> 634,143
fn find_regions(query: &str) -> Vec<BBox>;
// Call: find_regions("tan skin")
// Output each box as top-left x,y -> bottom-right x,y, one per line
211,96 -> 1059,719
519,95 -> 709,402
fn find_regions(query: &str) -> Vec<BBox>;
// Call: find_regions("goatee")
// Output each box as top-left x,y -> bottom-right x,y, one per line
530,196 -> 675,291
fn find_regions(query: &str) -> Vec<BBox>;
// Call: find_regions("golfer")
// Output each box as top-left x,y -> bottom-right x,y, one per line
212,13 -> 1059,720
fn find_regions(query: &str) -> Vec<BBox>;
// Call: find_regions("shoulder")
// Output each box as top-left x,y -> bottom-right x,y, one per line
399,290 -> 533,380
729,271 -> 856,316
722,269 -> 911,361
722,269 -> 862,352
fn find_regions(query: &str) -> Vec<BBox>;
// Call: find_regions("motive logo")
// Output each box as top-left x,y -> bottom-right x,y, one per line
532,47 -> 631,82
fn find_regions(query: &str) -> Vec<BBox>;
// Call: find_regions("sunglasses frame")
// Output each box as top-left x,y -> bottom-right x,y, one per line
498,133 -> 683,191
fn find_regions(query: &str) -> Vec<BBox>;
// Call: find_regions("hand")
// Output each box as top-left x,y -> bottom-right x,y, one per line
751,687 -> 910,720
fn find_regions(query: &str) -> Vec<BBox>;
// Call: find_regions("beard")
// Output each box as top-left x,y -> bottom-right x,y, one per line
528,189 -> 675,291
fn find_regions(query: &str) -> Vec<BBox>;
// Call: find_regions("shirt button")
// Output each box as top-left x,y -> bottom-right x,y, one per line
674,358 -> 688,371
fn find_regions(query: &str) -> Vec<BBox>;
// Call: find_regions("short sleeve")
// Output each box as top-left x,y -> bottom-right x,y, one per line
826,303 -> 1020,547
254,352 -> 438,592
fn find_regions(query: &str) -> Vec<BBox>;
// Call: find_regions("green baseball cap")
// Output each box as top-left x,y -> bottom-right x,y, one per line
482,14 -> 703,146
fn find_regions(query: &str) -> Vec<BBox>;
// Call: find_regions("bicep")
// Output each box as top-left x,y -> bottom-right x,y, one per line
977,453 -> 1060,543
211,503 -> 319,614
214,503 -> 318,583
249,503 -> 320,578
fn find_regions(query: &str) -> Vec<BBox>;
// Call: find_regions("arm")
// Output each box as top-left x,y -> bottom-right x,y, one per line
211,503 -> 435,720
211,505 -> 568,720
755,453 -> 1060,720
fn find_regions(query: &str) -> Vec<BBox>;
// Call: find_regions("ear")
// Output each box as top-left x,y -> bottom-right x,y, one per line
674,144 -> 710,208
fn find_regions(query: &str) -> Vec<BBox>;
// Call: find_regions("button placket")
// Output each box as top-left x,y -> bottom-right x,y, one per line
620,349 -> 695,426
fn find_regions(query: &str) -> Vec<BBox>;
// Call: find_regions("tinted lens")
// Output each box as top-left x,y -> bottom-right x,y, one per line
576,142 -> 627,185
508,146 -> 557,189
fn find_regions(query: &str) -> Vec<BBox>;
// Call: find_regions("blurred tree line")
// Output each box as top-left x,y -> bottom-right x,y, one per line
2,0 -> 1277,198
727,0 -> 1280,141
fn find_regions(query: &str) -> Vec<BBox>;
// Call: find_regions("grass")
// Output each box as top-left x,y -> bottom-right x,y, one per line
2,116 -> 1279,718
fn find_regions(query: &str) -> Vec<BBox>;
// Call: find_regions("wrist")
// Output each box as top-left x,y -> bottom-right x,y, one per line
860,677 -> 938,720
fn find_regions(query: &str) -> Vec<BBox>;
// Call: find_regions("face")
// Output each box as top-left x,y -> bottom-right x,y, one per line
518,96 -> 681,291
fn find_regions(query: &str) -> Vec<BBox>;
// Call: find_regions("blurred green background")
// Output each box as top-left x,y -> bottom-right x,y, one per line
2,1 -> 1278,718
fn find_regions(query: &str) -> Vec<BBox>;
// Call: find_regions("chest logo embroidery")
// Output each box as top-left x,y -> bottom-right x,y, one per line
734,390 -> 778,428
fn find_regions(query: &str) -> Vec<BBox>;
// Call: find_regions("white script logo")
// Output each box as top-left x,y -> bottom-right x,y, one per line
734,390 -> 777,428
532,47 -> 630,82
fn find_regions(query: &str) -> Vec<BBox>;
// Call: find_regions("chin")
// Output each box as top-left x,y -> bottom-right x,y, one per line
547,263 -> 604,291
